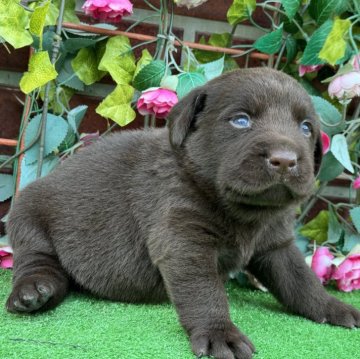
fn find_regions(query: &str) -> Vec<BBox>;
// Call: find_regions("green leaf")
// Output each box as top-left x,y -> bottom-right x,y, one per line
330,134 -> 354,173
96,84 -> 136,126
67,105 -> 88,134
283,12 -> 303,34
319,18 -> 351,65
197,56 -> 225,81
285,36 -> 298,64
0,235 -> 10,246
19,155 -> 60,190
253,26 -> 284,54
160,75 -> 179,92
317,152 -> 344,181
72,47 -> 106,85
310,96 -> 344,135
0,174 -> 14,202
194,33 -> 231,63
133,60 -> 166,91
53,0 -> 80,23
134,49 -> 153,78
29,0 -> 50,41
58,126 -> 76,152
0,0 -> 33,49
350,207 -> 360,233
45,3 -> 59,26
343,232 -> 360,252
64,38 -> 98,53
176,72 -> 207,99
308,0 -> 349,25
327,206 -> 343,244
20,51 -> 58,94
281,0 -> 301,20
24,114 -> 69,164
98,36 -> 136,85
300,20 -> 333,65
57,57 -> 85,91
227,0 -> 256,25
299,210 -> 329,244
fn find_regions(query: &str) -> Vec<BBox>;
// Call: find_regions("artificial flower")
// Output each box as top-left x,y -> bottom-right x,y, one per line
320,131 -> 330,154
353,176 -> 360,190
137,88 -> 178,119
0,246 -> 13,269
328,71 -> 360,100
173,0 -> 208,9
311,246 -> 334,284
351,54 -> 360,71
82,0 -> 133,22
298,65 -> 323,77
332,254 -> 360,292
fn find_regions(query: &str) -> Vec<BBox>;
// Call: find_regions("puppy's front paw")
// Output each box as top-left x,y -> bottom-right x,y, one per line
323,297 -> 360,328
190,322 -> 255,359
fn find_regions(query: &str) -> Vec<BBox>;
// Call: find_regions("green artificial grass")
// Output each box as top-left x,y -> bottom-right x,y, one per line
1,270 -> 360,359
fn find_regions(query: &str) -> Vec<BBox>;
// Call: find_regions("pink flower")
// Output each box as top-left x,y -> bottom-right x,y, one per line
82,0 -> 133,23
298,65 -> 323,77
332,254 -> 360,292
320,131 -> 330,154
328,72 -> 360,100
353,176 -> 360,190
0,246 -> 13,269
137,88 -> 178,119
311,247 -> 334,284
351,54 -> 360,71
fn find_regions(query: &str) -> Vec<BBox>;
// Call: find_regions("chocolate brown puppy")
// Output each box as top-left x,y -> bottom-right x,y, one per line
6,68 -> 360,359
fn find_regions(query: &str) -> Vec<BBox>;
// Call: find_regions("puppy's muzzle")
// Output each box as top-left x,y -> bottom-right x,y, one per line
266,149 -> 298,174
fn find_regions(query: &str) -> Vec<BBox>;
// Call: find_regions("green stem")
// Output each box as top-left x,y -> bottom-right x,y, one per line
274,38 -> 287,69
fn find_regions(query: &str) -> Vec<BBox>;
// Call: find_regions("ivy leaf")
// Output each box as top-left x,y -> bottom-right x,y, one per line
45,2 -> 59,26
197,56 -> 225,81
57,56 -> 85,91
310,96 -> 344,135
327,206 -> 343,244
350,207 -> 360,234
134,49 -> 153,78
253,26 -> 284,54
317,152 -> 344,181
98,36 -> 136,85
133,60 -> 166,91
24,114 -> 69,164
96,84 -> 136,126
176,72 -> 207,98
308,0 -> 348,26
72,47 -> 106,85
330,134 -> 354,173
53,0 -> 80,23
68,105 -> 88,134
319,18 -> 351,66
20,51 -> 58,94
0,0 -> 32,49
64,38 -> 98,53
19,155 -> 60,190
0,174 -> 14,202
227,0 -> 256,26
281,0 -> 301,20
29,0 -> 50,41
299,210 -> 329,244
300,20 -> 333,65
285,36 -> 298,64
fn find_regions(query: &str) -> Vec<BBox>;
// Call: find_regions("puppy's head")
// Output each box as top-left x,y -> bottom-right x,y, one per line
167,68 -> 322,212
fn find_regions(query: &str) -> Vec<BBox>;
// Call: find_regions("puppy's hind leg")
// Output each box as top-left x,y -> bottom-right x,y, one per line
6,213 -> 69,314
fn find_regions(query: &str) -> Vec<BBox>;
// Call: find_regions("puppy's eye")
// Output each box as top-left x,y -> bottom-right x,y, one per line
300,121 -> 312,137
230,113 -> 251,129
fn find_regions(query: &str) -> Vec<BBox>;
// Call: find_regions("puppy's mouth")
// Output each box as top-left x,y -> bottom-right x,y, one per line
224,183 -> 306,208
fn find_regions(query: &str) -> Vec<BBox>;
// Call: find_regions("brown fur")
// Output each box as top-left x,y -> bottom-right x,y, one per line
6,68 -> 360,359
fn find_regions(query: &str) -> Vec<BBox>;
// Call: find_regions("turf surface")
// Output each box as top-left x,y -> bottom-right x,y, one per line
1,270 -> 360,359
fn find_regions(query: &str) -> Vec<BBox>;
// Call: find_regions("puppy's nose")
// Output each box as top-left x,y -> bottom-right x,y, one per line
267,150 -> 297,172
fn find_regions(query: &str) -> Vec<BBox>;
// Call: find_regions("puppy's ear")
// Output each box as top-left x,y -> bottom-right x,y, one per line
167,88 -> 207,148
314,136 -> 323,176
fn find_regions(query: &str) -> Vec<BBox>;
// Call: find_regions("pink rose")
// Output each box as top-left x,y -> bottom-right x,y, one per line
320,131 -> 330,154
328,72 -> 360,100
353,176 -> 360,190
137,88 -> 178,119
311,247 -> 334,284
82,0 -> 133,22
298,65 -> 323,77
351,54 -> 360,71
332,254 -> 360,292
0,246 -> 13,269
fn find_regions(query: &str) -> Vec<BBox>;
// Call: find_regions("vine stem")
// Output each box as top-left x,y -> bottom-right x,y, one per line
36,0 -> 66,178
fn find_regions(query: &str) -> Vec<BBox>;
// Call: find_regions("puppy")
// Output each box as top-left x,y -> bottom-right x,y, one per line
6,68 -> 360,359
